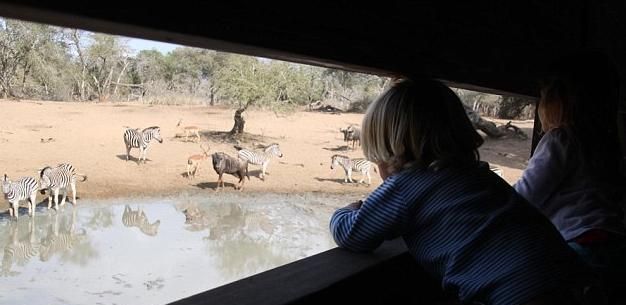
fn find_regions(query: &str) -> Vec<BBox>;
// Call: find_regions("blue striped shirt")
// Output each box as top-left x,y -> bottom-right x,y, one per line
330,163 -> 590,305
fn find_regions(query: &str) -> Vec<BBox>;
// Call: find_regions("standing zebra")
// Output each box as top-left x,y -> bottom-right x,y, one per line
39,163 -> 88,211
235,143 -> 283,180
123,126 -> 163,164
330,154 -> 377,184
2,174 -> 38,219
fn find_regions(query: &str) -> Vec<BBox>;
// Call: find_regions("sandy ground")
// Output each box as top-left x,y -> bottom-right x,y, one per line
0,100 -> 533,210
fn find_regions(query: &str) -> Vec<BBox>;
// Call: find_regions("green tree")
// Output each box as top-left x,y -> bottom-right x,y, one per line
62,30 -> 129,102
0,20 -> 60,98
165,47 -> 224,104
216,55 -> 267,133
84,33 -> 129,101
0,17 -> 389,111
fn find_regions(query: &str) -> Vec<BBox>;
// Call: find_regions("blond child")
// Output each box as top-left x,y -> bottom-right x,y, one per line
330,79 -> 596,305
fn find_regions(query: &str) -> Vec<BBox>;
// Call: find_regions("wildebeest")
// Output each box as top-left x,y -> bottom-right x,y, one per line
340,125 -> 361,150
211,152 -> 250,191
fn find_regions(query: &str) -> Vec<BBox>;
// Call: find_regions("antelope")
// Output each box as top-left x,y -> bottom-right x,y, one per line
176,119 -> 201,142
186,143 -> 210,179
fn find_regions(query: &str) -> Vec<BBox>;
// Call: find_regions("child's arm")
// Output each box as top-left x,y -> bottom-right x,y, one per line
330,176 -> 409,252
514,129 -> 570,208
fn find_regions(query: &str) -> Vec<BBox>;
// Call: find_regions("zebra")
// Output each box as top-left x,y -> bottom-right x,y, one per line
39,163 -> 88,211
122,205 -> 161,236
340,125 -> 361,150
330,154 -> 377,184
1,218 -> 39,276
235,143 -> 283,180
123,126 -> 163,164
2,174 -> 38,219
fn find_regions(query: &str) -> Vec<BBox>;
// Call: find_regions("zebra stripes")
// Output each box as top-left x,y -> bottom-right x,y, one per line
39,213 -> 85,262
122,205 -> 161,236
330,154 -> 376,184
39,163 -> 87,211
39,230 -> 76,262
237,143 -> 283,180
2,240 -> 39,268
123,126 -> 163,164
2,239 -> 39,276
0,211 -> 87,274
2,174 -> 38,219
1,218 -> 39,276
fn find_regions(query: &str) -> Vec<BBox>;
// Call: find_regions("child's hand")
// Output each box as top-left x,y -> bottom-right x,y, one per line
344,200 -> 363,209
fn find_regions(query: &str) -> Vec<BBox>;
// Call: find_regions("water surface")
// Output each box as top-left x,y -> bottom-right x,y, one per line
0,192 -> 358,305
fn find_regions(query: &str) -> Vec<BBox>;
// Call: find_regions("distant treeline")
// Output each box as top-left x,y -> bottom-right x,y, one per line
0,18 -> 532,119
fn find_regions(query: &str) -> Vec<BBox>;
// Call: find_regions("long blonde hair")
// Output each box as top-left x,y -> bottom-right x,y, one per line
362,79 -> 483,173
538,81 -> 573,132
538,50 -> 622,178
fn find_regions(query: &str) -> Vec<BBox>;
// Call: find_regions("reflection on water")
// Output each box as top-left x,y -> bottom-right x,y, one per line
122,205 -> 161,236
40,210 -> 91,263
1,215 -> 38,277
0,192 -> 357,305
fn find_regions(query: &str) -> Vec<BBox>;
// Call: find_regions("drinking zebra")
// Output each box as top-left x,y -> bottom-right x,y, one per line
2,174 -> 38,219
330,154 -> 376,184
235,143 -> 283,180
122,205 -> 161,236
39,163 -> 88,210
123,126 -> 163,164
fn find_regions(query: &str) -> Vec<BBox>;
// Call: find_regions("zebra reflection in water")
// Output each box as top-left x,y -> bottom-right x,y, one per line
39,210 -> 86,262
122,205 -> 161,236
1,216 -> 38,276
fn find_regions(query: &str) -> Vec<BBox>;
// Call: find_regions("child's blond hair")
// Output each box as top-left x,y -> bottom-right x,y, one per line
361,79 -> 483,172
537,50 -> 622,177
